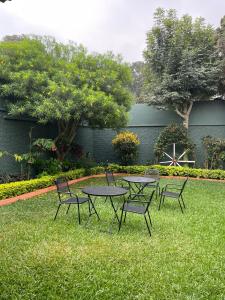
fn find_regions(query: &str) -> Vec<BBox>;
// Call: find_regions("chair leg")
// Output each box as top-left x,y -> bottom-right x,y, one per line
147,210 -> 152,226
66,204 -> 71,214
118,210 -> 124,232
144,215 -> 151,237
88,200 -> 91,215
77,203 -> 81,224
158,193 -> 163,210
104,196 -> 108,203
54,204 -> 61,220
89,197 -> 100,221
123,212 -> 127,223
178,198 -> 184,214
181,195 -> 186,208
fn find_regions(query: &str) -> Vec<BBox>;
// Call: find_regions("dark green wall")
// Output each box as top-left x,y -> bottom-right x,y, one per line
0,108 -> 56,174
1,100 -> 225,174
76,101 -> 225,167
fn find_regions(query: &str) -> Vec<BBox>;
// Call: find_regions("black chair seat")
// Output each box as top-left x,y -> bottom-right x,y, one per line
62,197 -> 89,205
159,177 -> 188,213
161,191 -> 179,198
123,203 -> 146,214
118,190 -> 155,237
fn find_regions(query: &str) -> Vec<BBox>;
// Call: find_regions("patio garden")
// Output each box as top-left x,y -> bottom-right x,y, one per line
1,7 -> 225,300
0,176 -> 225,299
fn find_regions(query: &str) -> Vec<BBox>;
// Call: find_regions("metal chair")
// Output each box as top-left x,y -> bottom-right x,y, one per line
105,170 -> 129,189
143,168 -> 160,197
54,177 -> 90,224
118,190 -> 155,237
158,177 -> 188,213
105,170 -> 129,202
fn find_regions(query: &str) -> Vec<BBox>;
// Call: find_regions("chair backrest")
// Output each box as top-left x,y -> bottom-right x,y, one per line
179,177 -> 189,196
55,177 -> 71,195
105,170 -> 116,186
144,169 -> 160,180
145,190 -> 155,212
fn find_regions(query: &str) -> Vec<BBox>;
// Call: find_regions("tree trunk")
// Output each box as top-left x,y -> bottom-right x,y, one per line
54,119 -> 80,161
175,101 -> 193,130
175,102 -> 193,165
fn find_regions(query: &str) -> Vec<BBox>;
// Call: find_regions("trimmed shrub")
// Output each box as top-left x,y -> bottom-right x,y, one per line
112,131 -> 140,165
154,123 -> 195,162
0,168 -> 85,200
107,164 -> 225,180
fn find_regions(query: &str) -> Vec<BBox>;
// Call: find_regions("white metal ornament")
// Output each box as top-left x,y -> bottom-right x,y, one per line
160,143 -> 195,167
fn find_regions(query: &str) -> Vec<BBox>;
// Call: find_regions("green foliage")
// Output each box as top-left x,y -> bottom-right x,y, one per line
74,156 -> 97,169
106,163 -> 225,180
32,138 -> 56,152
112,131 -> 140,165
0,168 -> 85,200
130,61 -> 145,103
202,135 -> 225,169
216,16 -> 225,96
154,123 -> 195,161
144,8 -> 220,128
33,158 -> 63,175
0,35 -> 133,160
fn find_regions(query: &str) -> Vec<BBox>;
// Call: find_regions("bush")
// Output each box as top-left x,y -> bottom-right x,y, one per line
154,123 -> 195,162
112,131 -> 140,165
202,136 -> 225,169
0,168 -> 85,200
106,164 -> 225,180
1,163 -> 225,201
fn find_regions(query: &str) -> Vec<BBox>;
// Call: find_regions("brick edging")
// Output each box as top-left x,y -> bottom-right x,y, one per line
0,173 -> 224,207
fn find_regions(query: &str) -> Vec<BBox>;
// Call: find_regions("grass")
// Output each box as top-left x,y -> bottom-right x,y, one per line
0,176 -> 225,300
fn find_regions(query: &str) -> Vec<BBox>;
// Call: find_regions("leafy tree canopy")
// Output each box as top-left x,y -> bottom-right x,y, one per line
0,35 -> 133,160
143,8 -> 221,129
130,61 -> 145,103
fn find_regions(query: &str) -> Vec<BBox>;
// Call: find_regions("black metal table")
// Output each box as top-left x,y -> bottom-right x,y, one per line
123,176 -> 156,198
82,186 -> 128,224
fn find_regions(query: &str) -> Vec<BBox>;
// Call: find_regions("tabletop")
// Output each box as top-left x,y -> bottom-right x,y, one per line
82,186 -> 128,197
123,176 -> 156,184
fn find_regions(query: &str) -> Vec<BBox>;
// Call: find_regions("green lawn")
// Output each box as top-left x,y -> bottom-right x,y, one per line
0,177 -> 225,300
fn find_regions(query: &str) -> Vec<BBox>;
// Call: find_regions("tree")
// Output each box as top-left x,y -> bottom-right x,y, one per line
0,35 -> 133,160
216,16 -> 225,97
144,8 -> 220,129
130,61 -> 145,103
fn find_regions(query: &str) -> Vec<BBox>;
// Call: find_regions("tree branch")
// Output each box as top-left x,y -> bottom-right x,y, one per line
175,108 -> 185,119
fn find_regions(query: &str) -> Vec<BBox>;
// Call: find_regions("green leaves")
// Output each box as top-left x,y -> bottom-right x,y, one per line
0,35 -> 132,159
144,8 -> 220,128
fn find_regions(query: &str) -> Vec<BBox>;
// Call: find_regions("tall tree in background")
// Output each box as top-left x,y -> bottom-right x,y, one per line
0,35 -> 133,160
216,16 -> 225,97
130,61 -> 145,103
144,8 -> 220,129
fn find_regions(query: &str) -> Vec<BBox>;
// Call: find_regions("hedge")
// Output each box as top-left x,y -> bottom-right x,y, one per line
1,164 -> 225,201
0,168 -> 85,200
103,164 -> 225,180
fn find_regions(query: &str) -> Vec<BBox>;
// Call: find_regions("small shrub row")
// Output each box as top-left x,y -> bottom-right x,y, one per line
1,164 -> 225,201
0,168 -> 85,200
105,164 -> 225,180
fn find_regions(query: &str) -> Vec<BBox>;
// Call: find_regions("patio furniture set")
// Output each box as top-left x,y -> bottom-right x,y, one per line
54,170 -> 188,236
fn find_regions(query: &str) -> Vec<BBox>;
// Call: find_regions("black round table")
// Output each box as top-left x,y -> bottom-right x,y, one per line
123,176 -> 156,198
82,186 -> 128,223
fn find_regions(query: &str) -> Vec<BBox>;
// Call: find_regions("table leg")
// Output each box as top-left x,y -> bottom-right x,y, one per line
129,183 -> 148,200
109,196 -> 120,223
85,195 -> 100,226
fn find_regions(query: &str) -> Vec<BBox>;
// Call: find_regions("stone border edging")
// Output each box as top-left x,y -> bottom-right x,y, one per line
0,173 -> 224,207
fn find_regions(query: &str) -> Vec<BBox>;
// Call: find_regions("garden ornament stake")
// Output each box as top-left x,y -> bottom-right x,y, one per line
160,143 -> 195,167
